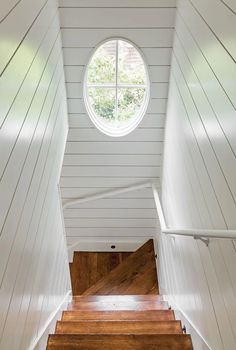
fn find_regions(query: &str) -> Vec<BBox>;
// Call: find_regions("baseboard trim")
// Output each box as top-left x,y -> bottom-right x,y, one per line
30,290 -> 71,350
162,292 -> 212,350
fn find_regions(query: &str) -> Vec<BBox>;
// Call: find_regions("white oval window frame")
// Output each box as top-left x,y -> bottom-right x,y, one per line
83,37 -> 150,137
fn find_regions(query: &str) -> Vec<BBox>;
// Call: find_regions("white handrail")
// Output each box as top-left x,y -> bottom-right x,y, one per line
151,184 -> 236,245
162,228 -> 236,239
60,181 -> 236,247
62,181 -> 153,209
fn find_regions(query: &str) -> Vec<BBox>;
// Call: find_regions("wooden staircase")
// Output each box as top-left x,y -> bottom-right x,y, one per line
47,240 -> 193,349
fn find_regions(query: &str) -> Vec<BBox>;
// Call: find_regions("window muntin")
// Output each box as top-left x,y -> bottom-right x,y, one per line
84,39 -> 149,137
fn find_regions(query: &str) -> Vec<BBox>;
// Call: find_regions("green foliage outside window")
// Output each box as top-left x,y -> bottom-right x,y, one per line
87,44 -> 146,122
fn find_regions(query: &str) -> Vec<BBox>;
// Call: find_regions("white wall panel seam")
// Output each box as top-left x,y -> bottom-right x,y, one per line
174,11 -> 236,142
176,3 -> 236,106
0,36 -> 62,184
0,0 -> 51,75
171,68 -> 230,227
0,5 -> 59,126
171,59 -> 236,223
14,121 -> 68,349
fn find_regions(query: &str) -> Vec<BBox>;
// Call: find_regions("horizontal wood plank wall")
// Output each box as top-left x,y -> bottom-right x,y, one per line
58,0 -> 176,244
0,0 -> 70,349
160,0 -> 236,349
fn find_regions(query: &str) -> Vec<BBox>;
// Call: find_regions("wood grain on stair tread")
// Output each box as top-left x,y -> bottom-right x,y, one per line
55,320 -> 182,335
82,240 -> 158,295
62,310 -> 176,322
47,334 -> 193,350
67,300 -> 168,311
70,252 -> 131,295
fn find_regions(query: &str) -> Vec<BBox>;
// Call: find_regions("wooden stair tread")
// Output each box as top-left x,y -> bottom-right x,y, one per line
47,334 -> 193,350
62,310 -> 175,322
55,320 -> 182,334
82,239 -> 158,295
67,300 -> 169,311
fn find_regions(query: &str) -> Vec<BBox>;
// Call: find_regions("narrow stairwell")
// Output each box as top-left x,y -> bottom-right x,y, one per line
47,240 -> 193,349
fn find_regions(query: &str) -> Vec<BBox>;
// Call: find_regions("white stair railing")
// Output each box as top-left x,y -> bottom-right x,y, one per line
62,182 -> 151,209
151,184 -> 236,246
61,181 -> 236,247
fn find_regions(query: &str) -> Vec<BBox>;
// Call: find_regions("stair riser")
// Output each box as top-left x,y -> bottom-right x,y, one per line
47,334 -> 193,350
55,320 -> 182,335
62,310 -> 175,322
72,295 -> 164,302
68,301 -> 168,311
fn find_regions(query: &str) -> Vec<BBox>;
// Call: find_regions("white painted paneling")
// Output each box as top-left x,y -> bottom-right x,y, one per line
0,0 -> 48,73
65,218 -> 158,228
68,113 -> 165,128
65,140 -> 163,154
62,187 -> 155,200
59,8 -> 176,28
0,0 -> 57,126
61,28 -> 174,48
64,208 -> 158,218
0,0 -> 21,22
61,166 -> 161,177
59,0 -> 176,7
67,128 -> 164,142
178,0 -> 236,108
63,154 -> 161,166
66,227 -> 157,237
190,0 -> 236,60
222,0 -> 236,13
60,177 -> 159,188
68,198 -> 156,209
160,1 -> 236,349
0,1 -> 70,349
61,187 -> 155,200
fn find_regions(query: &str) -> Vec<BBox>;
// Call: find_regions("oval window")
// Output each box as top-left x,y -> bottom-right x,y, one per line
84,39 -> 150,137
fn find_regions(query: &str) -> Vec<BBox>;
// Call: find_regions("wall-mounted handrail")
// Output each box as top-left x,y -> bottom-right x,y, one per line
62,181 -> 152,209
151,184 -> 236,246
161,228 -> 236,239
60,181 -> 236,247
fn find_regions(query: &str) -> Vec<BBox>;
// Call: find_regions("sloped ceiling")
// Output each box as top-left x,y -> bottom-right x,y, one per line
59,0 -> 176,249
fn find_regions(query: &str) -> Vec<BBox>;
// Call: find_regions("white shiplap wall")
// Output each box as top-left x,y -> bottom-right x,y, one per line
160,0 -> 236,349
0,0 -> 71,349
59,0 -> 176,246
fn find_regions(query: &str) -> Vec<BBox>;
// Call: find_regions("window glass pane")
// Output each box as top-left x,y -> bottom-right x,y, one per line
118,40 -> 146,85
84,39 -> 149,137
117,88 -> 145,121
87,40 -> 116,84
88,88 -> 116,121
